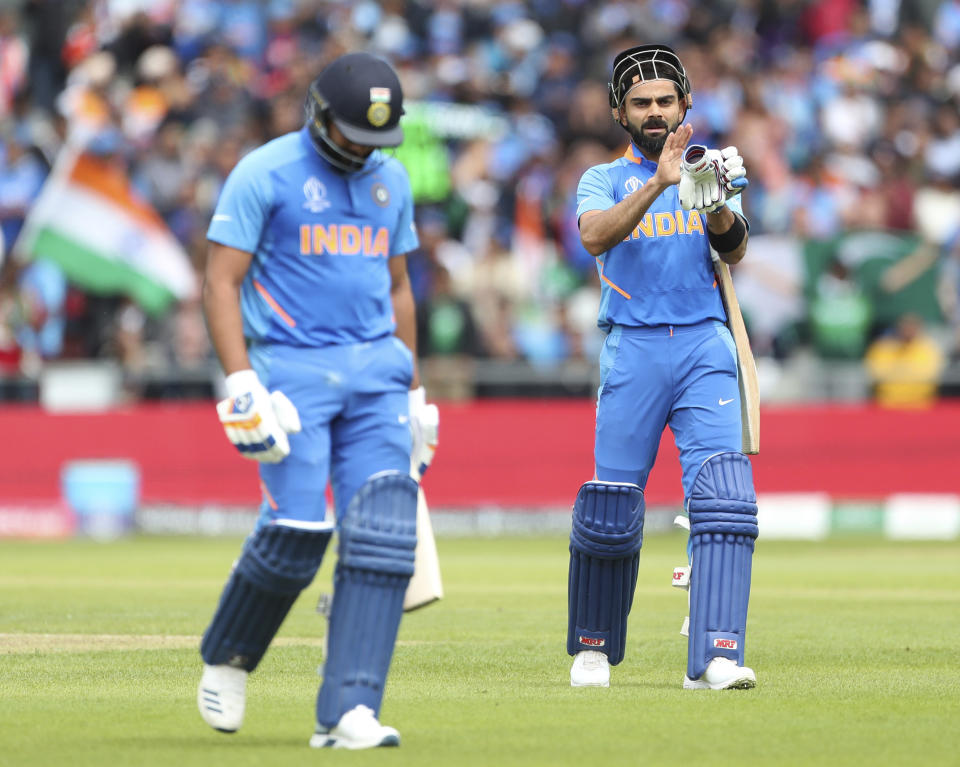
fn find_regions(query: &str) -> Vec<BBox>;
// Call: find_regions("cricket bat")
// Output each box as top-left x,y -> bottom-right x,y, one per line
403,481 -> 444,611
715,260 -> 760,454
403,395 -> 442,613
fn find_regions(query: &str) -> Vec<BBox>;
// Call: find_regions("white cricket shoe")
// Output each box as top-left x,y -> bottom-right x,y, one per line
570,650 -> 610,687
197,663 -> 248,732
309,705 -> 400,749
683,657 -> 756,690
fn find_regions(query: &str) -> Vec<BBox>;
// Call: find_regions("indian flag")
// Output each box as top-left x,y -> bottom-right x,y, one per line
16,149 -> 196,316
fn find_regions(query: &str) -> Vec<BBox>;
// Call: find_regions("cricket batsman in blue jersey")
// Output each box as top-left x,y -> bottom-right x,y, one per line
566,45 -> 759,690
196,52 -> 437,749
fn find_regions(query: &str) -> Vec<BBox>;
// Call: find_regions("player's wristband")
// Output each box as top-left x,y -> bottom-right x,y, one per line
707,212 -> 747,253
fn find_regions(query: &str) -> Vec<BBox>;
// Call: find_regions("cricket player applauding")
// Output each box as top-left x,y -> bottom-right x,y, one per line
566,44 -> 759,691
197,52 -> 435,748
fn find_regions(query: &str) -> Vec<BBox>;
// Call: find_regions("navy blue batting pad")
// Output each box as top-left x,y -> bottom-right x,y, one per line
567,481 -> 644,665
201,525 -> 330,671
687,452 -> 759,680
315,472 -> 417,728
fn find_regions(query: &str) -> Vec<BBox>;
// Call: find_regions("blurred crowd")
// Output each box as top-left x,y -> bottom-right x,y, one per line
0,0 -> 959,402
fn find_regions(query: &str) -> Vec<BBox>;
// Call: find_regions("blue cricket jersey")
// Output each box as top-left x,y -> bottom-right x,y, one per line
576,143 -> 744,330
207,126 -> 419,347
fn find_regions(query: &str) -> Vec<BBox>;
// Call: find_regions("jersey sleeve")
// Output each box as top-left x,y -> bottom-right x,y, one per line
391,177 -> 419,257
576,165 -> 616,221
206,151 -> 275,253
726,193 -> 749,229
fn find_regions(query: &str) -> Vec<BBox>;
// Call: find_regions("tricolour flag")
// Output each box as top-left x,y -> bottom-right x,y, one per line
16,149 -> 196,316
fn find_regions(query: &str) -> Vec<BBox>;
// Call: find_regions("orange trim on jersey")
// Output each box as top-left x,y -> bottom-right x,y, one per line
253,280 -> 296,327
260,480 -> 279,511
622,145 -> 646,165
601,273 -> 632,299
597,260 -> 632,299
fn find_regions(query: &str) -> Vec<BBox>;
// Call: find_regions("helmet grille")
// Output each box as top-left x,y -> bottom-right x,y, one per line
608,45 -> 691,110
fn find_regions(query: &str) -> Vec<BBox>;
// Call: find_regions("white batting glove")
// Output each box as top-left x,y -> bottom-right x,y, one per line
715,145 -> 747,196
679,144 -> 748,213
409,386 -> 439,481
679,172 -> 724,212
679,144 -> 724,213
216,369 -> 302,463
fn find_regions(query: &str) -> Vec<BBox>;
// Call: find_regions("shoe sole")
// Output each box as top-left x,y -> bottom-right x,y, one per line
309,733 -> 400,749
682,675 -> 756,690
571,679 -> 610,687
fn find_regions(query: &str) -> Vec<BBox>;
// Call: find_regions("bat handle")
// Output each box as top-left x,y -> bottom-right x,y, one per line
728,177 -> 748,195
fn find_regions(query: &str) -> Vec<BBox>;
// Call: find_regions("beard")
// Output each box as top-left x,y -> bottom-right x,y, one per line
627,116 -> 680,156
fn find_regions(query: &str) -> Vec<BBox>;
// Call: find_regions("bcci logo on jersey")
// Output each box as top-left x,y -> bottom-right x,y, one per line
371,182 -> 390,207
303,177 -> 331,213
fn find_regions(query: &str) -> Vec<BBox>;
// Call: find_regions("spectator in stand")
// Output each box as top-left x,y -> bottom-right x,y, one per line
869,140 -> 917,232
417,264 -> 483,399
13,258 -> 68,376
133,117 -> 191,221
923,101 -> 960,181
865,312 -> 946,407
937,229 -> 960,360
932,0 -> 960,51
0,9 -> 28,120
417,264 -> 483,359
0,120 -> 48,250
809,256 -> 872,359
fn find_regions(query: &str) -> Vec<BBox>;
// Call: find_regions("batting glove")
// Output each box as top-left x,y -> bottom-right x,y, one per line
679,144 -> 748,213
409,386 -> 439,481
679,144 -> 723,213
714,145 -> 747,196
216,369 -> 302,463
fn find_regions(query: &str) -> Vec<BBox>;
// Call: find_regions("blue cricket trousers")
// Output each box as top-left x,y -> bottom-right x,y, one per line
249,335 -> 414,529
594,320 -> 742,499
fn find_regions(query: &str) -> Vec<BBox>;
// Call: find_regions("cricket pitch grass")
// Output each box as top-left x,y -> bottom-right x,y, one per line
1,532 -> 958,766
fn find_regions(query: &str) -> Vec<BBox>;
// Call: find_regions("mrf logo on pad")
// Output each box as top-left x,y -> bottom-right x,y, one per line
579,636 -> 605,647
714,638 -> 738,650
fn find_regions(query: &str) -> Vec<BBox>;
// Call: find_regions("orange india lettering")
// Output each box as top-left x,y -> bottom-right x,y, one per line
299,224 -> 390,257
655,212 -> 676,237
686,211 -> 704,235
626,210 -> 707,240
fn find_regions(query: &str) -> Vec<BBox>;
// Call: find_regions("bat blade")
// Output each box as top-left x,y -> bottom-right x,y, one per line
716,260 -> 760,454
403,485 -> 443,611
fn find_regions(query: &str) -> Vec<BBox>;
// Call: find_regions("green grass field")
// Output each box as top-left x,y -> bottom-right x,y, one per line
1,533 -> 958,766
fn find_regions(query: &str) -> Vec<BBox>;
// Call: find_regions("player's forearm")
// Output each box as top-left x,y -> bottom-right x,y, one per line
391,283 -> 420,389
707,206 -> 748,264
202,278 -> 251,376
580,180 -> 669,256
